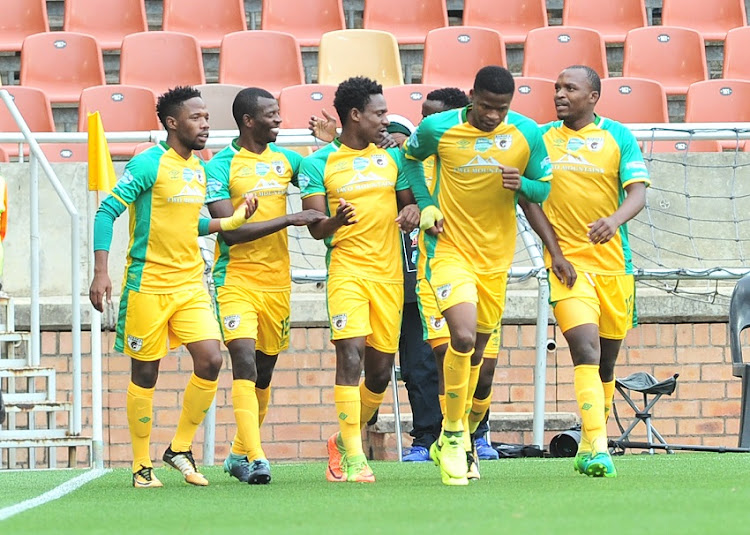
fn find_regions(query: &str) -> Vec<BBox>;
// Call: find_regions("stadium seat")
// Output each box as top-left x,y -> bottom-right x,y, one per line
195,83 -> 244,130
363,0 -> 448,45
684,79 -> 750,150
562,0 -> 647,44
63,0 -> 147,50
0,0 -> 49,52
522,27 -> 608,80
261,0 -> 346,48
422,27 -> 507,92
661,0 -> 746,41
163,0 -> 247,49
383,84 -> 442,126
219,31 -> 304,98
78,85 -> 159,157
318,30 -> 404,87
598,77 -> 668,123
278,84 -> 337,129
729,272 -> 750,447
622,27 -> 708,96
41,143 -> 89,162
462,0 -> 547,44
20,32 -> 105,104
510,77 -> 557,124
642,139 -> 723,153
120,32 -> 206,96
0,146 -> 8,163
722,27 -> 750,80
0,87 -> 55,158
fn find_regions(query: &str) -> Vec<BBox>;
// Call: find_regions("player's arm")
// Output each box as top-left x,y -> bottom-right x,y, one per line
198,194 -> 258,236
518,198 -> 576,288
501,165 -> 551,203
303,195 -> 356,240
392,148 -> 420,233
587,182 -> 647,245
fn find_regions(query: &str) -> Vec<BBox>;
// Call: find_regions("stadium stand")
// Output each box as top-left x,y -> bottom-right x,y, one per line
63,0 -> 148,50
194,83 -> 244,130
318,29 -> 404,87
522,26 -> 608,80
383,84 -> 442,126
278,83 -> 337,129
40,142 -> 89,162
722,26 -> 750,80
462,0 -> 547,44
684,79 -> 750,150
510,77 -> 557,124
363,0 -> 448,45
421,26 -> 507,91
0,0 -> 49,52
260,0 -> 346,47
0,146 -> 8,163
219,31 -> 304,98
0,87 -> 55,159
20,32 -> 105,104
622,26 -> 708,96
119,31 -> 205,95
162,0 -> 247,49
562,0 -> 647,43
661,0 -> 747,41
597,77 -> 669,123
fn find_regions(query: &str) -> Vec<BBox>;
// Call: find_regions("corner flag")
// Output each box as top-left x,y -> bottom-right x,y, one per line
87,112 -> 116,193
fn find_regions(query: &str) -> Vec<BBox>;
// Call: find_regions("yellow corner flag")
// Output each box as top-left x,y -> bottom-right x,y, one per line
87,111 -> 116,193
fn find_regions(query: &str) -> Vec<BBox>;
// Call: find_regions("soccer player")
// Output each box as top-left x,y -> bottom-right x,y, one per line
403,66 -> 552,485
205,87 -> 326,485
519,65 -> 649,478
89,86 -> 257,488
299,76 -> 421,483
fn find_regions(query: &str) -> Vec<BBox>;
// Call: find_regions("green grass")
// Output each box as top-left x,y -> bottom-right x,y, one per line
2,454 -> 749,534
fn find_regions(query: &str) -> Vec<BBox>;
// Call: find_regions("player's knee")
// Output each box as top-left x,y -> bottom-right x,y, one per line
450,331 -> 475,354
195,351 -> 223,381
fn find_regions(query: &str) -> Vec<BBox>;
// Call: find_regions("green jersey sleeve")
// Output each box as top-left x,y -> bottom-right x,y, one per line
205,146 -> 232,203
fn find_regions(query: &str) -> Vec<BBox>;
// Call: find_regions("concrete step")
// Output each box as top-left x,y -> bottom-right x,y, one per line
0,367 -> 54,378
0,433 -> 91,449
4,400 -> 72,414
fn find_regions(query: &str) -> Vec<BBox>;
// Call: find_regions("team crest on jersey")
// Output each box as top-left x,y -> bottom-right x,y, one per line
474,137 -> 492,153
371,154 -> 387,168
429,316 -> 446,330
194,169 -> 205,184
223,315 -> 241,331
255,162 -> 270,176
436,284 -> 452,300
332,314 -> 348,330
566,138 -> 585,151
495,134 -> 513,150
127,335 -> 143,352
353,157 -> 370,171
272,160 -> 286,175
585,137 -> 604,152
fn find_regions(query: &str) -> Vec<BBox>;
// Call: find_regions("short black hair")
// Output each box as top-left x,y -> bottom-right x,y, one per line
425,87 -> 470,109
232,87 -> 275,129
333,76 -> 383,127
473,65 -> 515,96
156,86 -> 202,129
565,65 -> 601,94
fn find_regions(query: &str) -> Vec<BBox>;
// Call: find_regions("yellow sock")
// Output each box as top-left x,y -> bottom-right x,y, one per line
462,363 -> 481,449
602,379 -> 616,423
359,382 -> 385,429
171,373 -> 218,452
469,392 -> 492,435
438,394 -> 446,428
231,379 -> 265,461
256,386 -> 271,426
334,384 -> 363,458
574,364 -> 607,453
443,344 -> 474,432
127,382 -> 155,472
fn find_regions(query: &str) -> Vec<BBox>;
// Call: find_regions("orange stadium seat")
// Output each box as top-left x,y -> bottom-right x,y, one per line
261,0 -> 346,48
0,146 -> 8,163
722,27 -> 750,80
462,0 -> 547,44
41,143 -> 89,162
0,0 -> 49,52
163,0 -> 246,49
195,83 -> 244,130
510,77 -> 557,124
20,32 -> 105,104
63,0 -> 147,50
78,85 -> 159,157
120,32 -> 206,96
363,0 -> 448,45
383,84 -> 442,126
318,30 -> 404,87
661,0 -> 746,41
598,78 -> 669,123
278,84 -> 337,129
219,31 -> 304,98
0,87 -> 55,158
642,139 -> 722,153
622,26 -> 707,96
684,79 -> 750,150
422,27 -> 507,92
522,27 -> 608,81
562,0 -> 647,44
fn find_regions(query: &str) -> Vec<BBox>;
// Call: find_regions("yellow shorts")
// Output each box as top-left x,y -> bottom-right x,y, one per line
327,276 -> 403,354
550,272 -> 636,340
422,256 -> 508,334
115,285 -> 221,361
416,278 -> 501,356
215,286 -> 291,355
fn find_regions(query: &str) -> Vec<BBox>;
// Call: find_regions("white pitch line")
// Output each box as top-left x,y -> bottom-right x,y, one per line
0,469 -> 110,522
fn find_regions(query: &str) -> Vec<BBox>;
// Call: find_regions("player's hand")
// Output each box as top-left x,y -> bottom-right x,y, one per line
587,217 -> 618,244
419,205 -> 444,236
550,254 -> 577,289
377,132 -> 401,149
220,193 -> 258,231
500,165 -> 522,191
287,209 -> 327,226
309,109 -> 337,143
333,198 -> 357,226
395,204 -> 420,233
89,273 -> 112,313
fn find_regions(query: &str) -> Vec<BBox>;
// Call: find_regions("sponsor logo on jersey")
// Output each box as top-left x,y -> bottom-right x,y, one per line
495,134 -> 513,150
255,162 -> 270,176
119,169 -> 135,186
127,335 -> 143,352
335,172 -> 394,194
566,138 -> 585,151
297,173 -> 311,191
455,155 -> 503,174
456,139 -> 471,150
223,315 -> 240,330
168,183 -> 205,203
474,137 -> 493,152
332,314 -> 348,330
551,153 -> 604,173
353,157 -> 370,171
